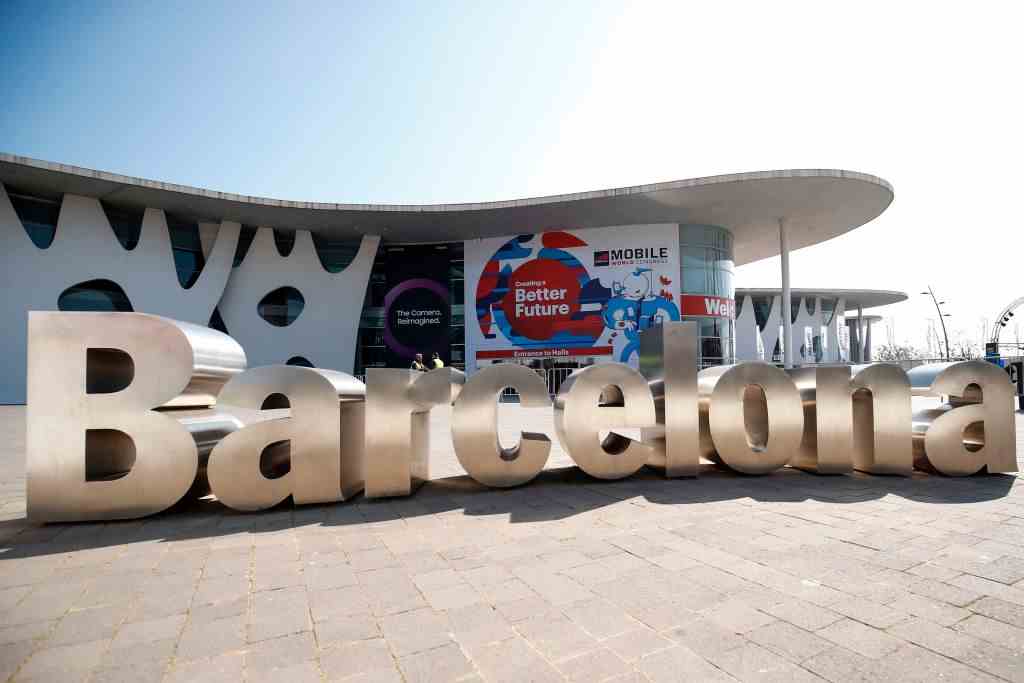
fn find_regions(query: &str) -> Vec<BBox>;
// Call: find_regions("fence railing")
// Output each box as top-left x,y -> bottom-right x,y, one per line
361,356 -> 1024,401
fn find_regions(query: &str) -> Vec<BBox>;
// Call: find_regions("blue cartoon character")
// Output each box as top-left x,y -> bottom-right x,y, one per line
602,268 -> 680,363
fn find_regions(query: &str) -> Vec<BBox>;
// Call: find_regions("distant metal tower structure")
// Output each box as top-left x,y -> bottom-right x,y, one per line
990,296 -> 1024,348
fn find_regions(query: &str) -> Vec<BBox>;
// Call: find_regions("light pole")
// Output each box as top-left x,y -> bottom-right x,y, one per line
921,286 -> 951,361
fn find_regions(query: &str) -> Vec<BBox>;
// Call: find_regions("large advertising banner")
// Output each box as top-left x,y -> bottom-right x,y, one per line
465,225 -> 681,371
384,246 -> 450,368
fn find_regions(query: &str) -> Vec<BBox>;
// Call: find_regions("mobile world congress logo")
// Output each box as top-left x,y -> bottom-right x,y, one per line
594,246 -> 670,267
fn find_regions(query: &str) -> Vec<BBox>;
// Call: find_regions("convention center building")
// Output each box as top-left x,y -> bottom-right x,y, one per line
0,154 -> 894,404
734,288 -> 907,365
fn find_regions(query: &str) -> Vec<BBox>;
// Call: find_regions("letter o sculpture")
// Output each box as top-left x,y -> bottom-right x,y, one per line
702,363 -> 804,475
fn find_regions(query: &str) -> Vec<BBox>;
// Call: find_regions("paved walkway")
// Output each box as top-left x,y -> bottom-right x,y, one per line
1,404 -> 1023,682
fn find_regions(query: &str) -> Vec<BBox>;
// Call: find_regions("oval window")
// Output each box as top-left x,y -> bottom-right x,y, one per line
257,287 -> 304,327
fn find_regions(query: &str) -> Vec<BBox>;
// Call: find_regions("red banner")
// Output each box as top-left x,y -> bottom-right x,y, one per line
476,346 -> 614,360
680,295 -> 735,319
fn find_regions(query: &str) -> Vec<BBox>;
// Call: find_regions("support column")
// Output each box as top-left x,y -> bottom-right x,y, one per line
857,305 -> 864,363
779,219 -> 793,368
864,319 -> 873,362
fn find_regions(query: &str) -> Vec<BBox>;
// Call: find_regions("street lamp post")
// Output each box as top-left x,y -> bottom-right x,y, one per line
922,285 -> 951,361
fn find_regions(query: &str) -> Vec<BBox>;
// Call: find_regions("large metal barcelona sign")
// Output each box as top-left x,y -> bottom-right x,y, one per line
26,312 -> 1018,523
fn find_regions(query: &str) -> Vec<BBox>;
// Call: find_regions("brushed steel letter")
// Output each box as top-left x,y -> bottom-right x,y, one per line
365,368 -> 464,498
553,364 -> 656,479
208,365 -> 366,511
26,312 -> 245,522
788,366 -> 854,474
452,364 -> 550,487
639,322 -> 700,477
699,363 -> 803,474
851,364 -> 912,475
913,361 -> 1017,475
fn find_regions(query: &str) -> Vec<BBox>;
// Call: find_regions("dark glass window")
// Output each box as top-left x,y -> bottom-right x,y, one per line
209,308 -> 229,334
368,271 -> 387,307
449,281 -> 465,306
166,215 -> 205,288
101,202 -> 144,250
258,287 -> 305,327
58,279 -> 133,312
753,296 -> 773,330
701,337 -> 723,362
9,191 -> 59,249
234,225 -> 257,266
820,298 -> 837,325
273,229 -> 295,257
313,233 -> 363,272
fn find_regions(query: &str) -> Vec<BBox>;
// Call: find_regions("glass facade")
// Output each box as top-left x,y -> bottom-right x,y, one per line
820,297 -> 837,325
234,226 -> 257,266
679,225 -> 735,366
101,202 -> 144,250
9,190 -> 59,249
166,215 -> 205,288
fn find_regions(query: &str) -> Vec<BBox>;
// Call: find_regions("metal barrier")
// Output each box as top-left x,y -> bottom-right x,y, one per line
364,357 -> 1024,401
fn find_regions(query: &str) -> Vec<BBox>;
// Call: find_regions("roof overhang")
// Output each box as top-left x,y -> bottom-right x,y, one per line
736,288 -> 908,310
0,154 -> 893,266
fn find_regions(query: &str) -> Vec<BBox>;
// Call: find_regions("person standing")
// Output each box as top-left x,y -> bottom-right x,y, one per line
431,352 -> 444,369
410,353 -> 427,372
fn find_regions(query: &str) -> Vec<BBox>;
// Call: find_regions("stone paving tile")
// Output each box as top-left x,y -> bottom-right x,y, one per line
704,598 -> 778,634
0,405 -> 1023,681
601,626 -> 675,662
397,641 -> 475,682
177,613 -> 247,661
380,607 -> 452,657
709,641 -> 825,682
319,638 -> 397,681
164,652 -> 244,683
802,645 -> 878,682
971,595 -> 1024,628
872,644 -> 1000,683
747,620 -> 833,663
636,644 -> 736,682
15,638 -> 111,679
887,616 -> 977,658
817,618 -> 904,659
828,596 -> 910,629
759,598 -> 842,631
469,634 -> 563,683
956,613 -> 1024,651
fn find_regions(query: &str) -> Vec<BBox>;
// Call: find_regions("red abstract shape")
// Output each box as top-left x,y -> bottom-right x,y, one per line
542,231 -> 588,249
659,275 -> 672,286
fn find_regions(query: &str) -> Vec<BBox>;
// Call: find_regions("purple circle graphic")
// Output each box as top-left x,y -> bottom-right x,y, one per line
383,278 -> 450,360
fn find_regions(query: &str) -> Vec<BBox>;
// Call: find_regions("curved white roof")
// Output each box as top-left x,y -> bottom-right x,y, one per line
0,154 -> 893,266
735,288 -> 908,310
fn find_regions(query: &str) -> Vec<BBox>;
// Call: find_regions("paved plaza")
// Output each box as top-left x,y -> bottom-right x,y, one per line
1,403 -> 1024,682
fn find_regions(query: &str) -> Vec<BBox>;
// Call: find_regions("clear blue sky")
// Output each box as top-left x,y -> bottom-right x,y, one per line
0,0 -> 629,203
2,1 -> 1022,352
